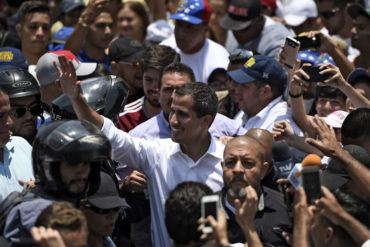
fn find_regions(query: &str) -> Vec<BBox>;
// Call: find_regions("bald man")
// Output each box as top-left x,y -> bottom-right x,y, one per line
217,136 -> 292,246
244,129 -> 278,191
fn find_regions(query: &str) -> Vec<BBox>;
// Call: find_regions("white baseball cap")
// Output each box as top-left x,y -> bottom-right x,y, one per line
284,0 -> 318,27
322,110 -> 349,129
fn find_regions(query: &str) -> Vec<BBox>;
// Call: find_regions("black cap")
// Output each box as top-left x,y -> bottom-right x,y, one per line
87,172 -> 128,209
108,37 -> 146,63
347,3 -> 370,19
221,0 -> 261,31
321,145 -> 370,190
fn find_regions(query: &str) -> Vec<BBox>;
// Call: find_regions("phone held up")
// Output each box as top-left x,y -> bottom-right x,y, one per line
201,194 -> 220,234
302,66 -> 331,83
302,165 -> 322,204
283,37 -> 301,69
295,35 -> 321,51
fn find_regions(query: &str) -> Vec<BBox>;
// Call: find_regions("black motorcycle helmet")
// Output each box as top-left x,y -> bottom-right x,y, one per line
51,75 -> 129,123
0,68 -> 40,99
32,120 -> 112,197
0,68 -> 44,121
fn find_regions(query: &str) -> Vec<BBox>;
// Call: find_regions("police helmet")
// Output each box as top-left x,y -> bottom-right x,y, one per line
32,120 -> 112,196
0,68 -> 40,98
51,75 -> 129,123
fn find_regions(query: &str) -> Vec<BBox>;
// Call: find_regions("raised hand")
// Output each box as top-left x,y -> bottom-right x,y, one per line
53,55 -> 81,100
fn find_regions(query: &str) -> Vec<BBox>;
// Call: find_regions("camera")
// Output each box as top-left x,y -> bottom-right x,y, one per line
295,35 -> 321,51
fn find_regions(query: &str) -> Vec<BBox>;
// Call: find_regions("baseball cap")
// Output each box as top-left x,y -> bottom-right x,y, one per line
322,110 -> 349,129
284,0 -> 318,27
87,172 -> 128,209
220,0 -> 261,31
228,55 -> 287,86
347,68 -> 370,86
321,145 -> 370,190
170,0 -> 212,24
146,19 -> 174,44
108,37 -> 146,63
60,0 -> 85,14
347,3 -> 370,19
261,0 -> 277,11
0,47 -> 28,70
298,50 -> 335,66
35,50 -> 97,86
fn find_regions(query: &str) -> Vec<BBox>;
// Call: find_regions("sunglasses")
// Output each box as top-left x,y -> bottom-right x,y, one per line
11,103 -> 42,118
84,203 -> 119,215
319,7 -> 341,19
230,49 -> 254,59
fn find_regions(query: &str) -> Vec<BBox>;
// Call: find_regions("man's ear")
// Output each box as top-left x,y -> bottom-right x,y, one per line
16,23 -> 22,36
261,161 -> 269,178
201,114 -> 213,129
324,226 -> 334,244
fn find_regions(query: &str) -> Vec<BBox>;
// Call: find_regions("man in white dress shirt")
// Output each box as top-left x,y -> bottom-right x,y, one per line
55,55 -> 224,247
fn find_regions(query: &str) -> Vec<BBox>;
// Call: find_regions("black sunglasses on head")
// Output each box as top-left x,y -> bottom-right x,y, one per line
11,103 -> 43,118
319,7 -> 341,19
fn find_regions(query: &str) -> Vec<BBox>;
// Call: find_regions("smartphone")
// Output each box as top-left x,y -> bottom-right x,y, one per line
295,35 -> 321,51
302,166 -> 321,204
283,37 -> 300,69
201,194 -> 219,234
302,66 -> 331,83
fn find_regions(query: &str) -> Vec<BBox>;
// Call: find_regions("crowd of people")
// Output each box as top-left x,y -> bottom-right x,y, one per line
0,0 -> 370,246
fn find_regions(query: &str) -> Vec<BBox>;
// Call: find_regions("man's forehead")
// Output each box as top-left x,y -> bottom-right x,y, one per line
162,73 -> 190,86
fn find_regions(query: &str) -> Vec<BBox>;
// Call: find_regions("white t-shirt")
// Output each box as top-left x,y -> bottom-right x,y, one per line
161,35 -> 229,83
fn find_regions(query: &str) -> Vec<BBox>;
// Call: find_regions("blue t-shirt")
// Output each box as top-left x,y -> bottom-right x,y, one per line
78,49 -> 111,72
0,136 -> 34,202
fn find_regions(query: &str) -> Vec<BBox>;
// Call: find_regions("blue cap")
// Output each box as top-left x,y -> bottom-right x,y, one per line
298,50 -> 335,66
60,0 -> 85,13
0,47 -> 28,70
170,0 -> 212,24
347,68 -> 370,86
228,55 -> 287,86
54,26 -> 74,42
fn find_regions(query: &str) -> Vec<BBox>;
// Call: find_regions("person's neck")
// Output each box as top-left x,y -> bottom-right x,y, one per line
88,234 -> 104,247
180,133 -> 210,162
183,38 -> 206,54
23,49 -> 44,65
143,98 -> 161,118
83,43 -> 106,61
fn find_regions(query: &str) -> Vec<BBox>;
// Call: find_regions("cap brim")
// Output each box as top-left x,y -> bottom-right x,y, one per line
75,62 -> 97,76
228,68 -> 256,84
284,15 -> 307,27
322,116 -> 341,128
320,172 -> 349,191
170,13 -> 203,24
221,15 -> 253,31
88,196 -> 128,209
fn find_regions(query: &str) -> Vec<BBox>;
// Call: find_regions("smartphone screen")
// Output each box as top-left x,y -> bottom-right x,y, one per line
201,195 -> 219,233
302,167 -> 321,204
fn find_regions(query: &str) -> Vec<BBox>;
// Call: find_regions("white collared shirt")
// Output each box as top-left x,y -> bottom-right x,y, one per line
101,117 -> 224,247
240,96 -> 303,136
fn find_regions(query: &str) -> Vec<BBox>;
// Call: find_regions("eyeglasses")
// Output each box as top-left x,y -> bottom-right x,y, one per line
319,7 -> 341,19
84,203 -> 119,215
11,103 -> 42,118
230,49 -> 254,59
119,61 -> 141,67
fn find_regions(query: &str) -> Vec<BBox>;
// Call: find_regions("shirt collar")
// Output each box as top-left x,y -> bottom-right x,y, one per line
246,96 -> 282,123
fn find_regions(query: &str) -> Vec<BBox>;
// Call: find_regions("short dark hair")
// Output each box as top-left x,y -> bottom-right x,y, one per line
341,108 -> 370,140
319,189 -> 370,246
35,201 -> 87,232
174,82 -> 218,122
314,0 -> 355,8
142,45 -> 180,73
255,80 -> 285,99
316,85 -> 347,101
159,62 -> 195,88
165,181 -> 213,245
17,1 -> 51,24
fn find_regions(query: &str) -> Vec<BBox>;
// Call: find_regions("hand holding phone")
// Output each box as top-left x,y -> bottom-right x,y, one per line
302,66 -> 331,83
201,195 -> 219,233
